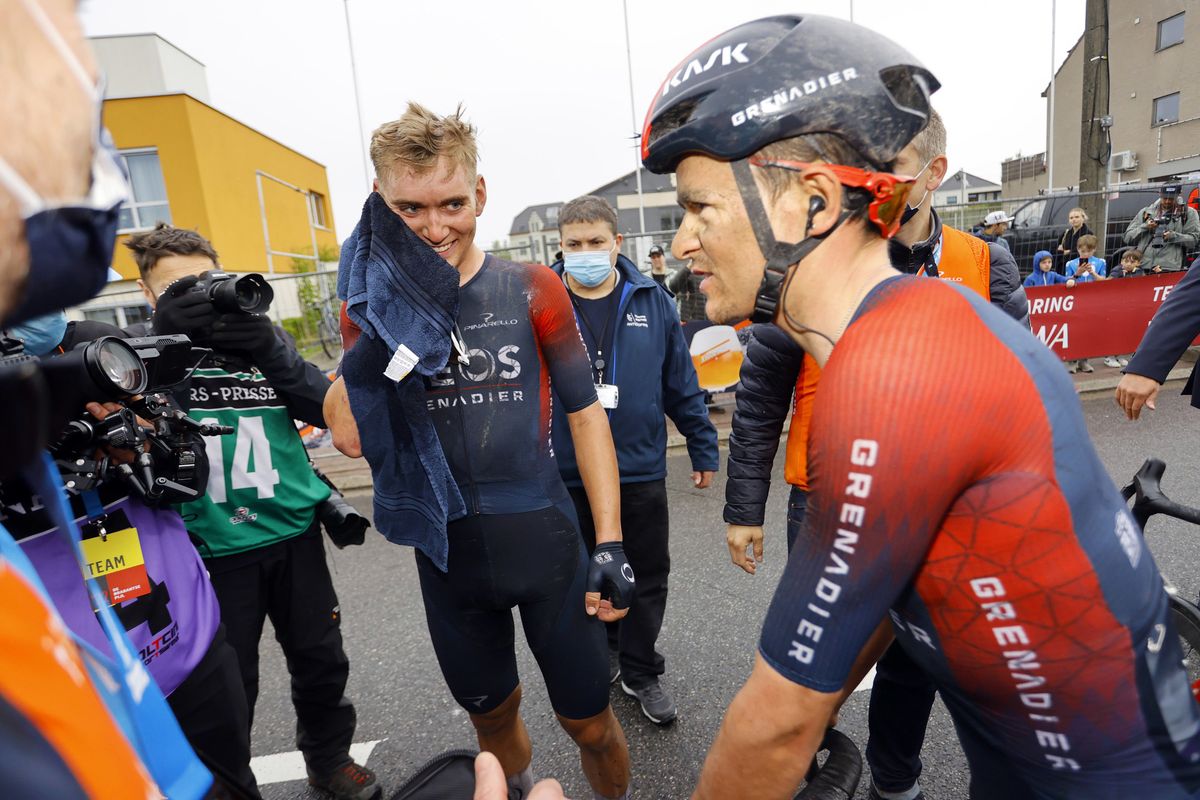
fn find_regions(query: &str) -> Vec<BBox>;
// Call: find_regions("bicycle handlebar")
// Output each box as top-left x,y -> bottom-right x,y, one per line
795,728 -> 863,800
1121,458 -> 1200,529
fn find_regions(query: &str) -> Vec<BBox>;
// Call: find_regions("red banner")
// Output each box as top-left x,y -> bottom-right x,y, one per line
1026,273 -> 1200,358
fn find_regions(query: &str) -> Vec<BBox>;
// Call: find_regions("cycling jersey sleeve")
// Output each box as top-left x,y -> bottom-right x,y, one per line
527,265 -> 597,413
758,281 -> 1010,692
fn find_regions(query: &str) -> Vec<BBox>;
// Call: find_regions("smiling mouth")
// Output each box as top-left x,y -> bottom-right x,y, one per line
429,241 -> 455,255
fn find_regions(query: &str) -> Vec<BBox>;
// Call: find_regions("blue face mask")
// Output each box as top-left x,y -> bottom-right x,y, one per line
7,310 -> 68,356
563,245 -> 616,287
0,0 -> 128,328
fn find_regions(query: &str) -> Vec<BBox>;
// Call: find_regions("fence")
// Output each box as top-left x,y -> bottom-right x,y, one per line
72,267 -> 344,370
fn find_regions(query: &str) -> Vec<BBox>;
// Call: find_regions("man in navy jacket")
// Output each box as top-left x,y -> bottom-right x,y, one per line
1116,260 -> 1200,419
550,195 -> 718,725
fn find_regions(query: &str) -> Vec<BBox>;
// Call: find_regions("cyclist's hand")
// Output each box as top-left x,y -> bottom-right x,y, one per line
585,541 -> 633,622
473,752 -> 565,800
1115,373 -> 1160,420
727,524 -> 764,574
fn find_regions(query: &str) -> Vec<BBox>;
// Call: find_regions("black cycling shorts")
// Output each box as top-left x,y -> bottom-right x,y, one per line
415,505 -> 609,720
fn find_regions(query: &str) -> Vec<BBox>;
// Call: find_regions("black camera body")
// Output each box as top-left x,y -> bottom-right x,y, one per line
194,270 -> 274,314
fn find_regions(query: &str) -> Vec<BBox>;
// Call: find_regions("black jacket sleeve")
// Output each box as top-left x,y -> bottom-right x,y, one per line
666,267 -> 692,295
987,243 -> 1030,328
253,329 -> 331,428
1125,262 -> 1200,388
723,323 -> 805,526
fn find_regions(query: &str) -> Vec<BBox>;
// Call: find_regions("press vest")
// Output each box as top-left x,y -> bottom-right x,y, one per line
783,226 -> 992,489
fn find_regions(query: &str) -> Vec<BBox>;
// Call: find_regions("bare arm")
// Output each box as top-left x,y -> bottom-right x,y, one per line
324,376 -> 362,458
567,401 -> 621,542
693,654 -> 838,800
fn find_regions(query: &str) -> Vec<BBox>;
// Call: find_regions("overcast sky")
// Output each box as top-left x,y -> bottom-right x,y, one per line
80,0 -> 1086,248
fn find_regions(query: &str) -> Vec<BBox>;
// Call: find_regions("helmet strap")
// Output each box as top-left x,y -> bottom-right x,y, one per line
731,159 -> 847,332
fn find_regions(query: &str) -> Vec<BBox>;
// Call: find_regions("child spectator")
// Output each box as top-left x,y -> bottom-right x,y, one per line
1103,249 -> 1148,368
1056,207 -> 1092,267
1023,250 -> 1071,287
1064,234 -> 1107,281
1063,235 -> 1107,374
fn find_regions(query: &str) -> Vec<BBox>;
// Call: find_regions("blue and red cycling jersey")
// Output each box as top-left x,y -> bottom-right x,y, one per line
343,255 -> 597,517
760,275 -> 1200,799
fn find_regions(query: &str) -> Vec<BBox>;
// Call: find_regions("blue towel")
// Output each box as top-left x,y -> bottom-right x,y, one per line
338,192 -> 466,571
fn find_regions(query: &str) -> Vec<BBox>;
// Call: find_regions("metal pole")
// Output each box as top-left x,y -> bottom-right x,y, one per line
622,0 -> 646,235
1047,0 -> 1056,189
256,172 -> 274,275
344,0 -> 373,192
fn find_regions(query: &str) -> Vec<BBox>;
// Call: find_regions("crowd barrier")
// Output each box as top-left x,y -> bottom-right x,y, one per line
1026,272 -> 1198,359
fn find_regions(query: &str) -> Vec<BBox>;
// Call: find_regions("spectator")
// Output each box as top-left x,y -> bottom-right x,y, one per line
1023,250 -> 1071,287
1123,184 -> 1200,272
648,244 -> 669,287
1064,234 -> 1107,280
1111,247 -> 1147,279
665,261 -> 707,322
977,210 -> 1013,251
550,195 -> 718,725
1056,206 -> 1092,267
129,225 -> 379,800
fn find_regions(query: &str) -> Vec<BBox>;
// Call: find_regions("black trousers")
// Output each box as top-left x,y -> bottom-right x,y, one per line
168,623 -> 262,799
569,478 -> 670,689
789,489 -> 935,793
204,524 -> 356,778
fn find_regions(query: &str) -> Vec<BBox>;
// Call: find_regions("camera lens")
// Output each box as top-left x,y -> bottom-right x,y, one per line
86,337 -> 148,396
209,273 -> 274,314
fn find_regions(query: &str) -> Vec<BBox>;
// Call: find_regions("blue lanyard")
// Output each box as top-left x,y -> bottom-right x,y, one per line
10,452 -> 212,798
915,233 -> 944,278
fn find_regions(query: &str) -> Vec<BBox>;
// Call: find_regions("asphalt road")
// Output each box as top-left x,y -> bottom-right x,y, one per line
251,384 -> 1200,800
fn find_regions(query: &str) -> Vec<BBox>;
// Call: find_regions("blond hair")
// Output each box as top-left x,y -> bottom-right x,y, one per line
912,109 -> 946,164
370,101 -> 478,181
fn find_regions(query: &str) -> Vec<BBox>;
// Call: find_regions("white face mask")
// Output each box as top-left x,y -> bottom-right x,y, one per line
899,157 -> 935,226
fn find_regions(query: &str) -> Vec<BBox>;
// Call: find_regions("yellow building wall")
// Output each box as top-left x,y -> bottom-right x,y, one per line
102,94 -> 338,280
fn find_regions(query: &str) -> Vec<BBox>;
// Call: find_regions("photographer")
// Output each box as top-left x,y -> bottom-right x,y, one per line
2,323 -> 260,797
1123,183 -> 1200,272
128,224 -> 379,800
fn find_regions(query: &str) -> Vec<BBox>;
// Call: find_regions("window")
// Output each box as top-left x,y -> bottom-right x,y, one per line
117,149 -> 171,232
308,191 -> 328,228
945,196 -> 958,205
1013,199 -> 1048,229
546,206 -> 558,222
83,303 -> 151,329
659,208 -> 684,231
1158,12 -> 1185,51
1153,92 -> 1181,126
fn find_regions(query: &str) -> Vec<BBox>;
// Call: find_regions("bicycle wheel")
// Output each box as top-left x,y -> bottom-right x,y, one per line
1170,593 -> 1200,695
318,315 -> 341,359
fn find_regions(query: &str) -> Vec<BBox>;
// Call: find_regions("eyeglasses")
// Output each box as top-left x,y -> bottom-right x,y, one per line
748,158 -> 917,238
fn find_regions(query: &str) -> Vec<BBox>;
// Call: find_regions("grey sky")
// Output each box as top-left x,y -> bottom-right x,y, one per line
80,0 -> 1085,249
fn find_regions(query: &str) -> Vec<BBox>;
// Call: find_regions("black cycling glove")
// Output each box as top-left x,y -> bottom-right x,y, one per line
151,275 -> 217,340
586,541 -> 635,610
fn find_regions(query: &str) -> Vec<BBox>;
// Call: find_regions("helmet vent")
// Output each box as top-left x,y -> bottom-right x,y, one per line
878,65 -> 931,118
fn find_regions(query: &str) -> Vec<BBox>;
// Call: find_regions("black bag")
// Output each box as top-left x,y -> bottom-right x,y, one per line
389,749 -> 477,800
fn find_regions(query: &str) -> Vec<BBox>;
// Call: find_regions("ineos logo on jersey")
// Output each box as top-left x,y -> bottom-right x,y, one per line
661,42 -> 749,97
463,311 -> 520,332
731,68 -> 859,127
429,344 -> 523,386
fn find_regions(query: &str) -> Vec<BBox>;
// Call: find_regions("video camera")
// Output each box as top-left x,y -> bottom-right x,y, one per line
0,333 -> 230,504
194,270 -> 274,314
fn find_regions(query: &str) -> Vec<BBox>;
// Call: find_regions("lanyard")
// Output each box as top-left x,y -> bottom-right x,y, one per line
568,282 -> 621,383
15,452 -> 212,798
915,231 -> 943,278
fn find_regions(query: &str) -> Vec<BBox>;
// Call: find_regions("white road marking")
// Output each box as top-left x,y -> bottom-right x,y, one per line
852,665 -> 876,694
251,739 -> 384,785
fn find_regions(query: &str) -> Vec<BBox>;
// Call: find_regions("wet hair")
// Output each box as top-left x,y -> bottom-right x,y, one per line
370,101 -> 478,182
124,223 -> 219,280
559,195 -> 619,236
1077,234 -> 1098,250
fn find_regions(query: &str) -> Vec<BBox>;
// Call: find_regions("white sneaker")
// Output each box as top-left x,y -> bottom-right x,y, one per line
1068,362 -> 1078,374
1103,357 -> 1122,368
1119,357 -> 1129,367
1079,361 -> 1094,373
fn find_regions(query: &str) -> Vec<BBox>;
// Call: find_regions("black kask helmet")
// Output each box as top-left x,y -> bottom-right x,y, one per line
641,14 -> 940,173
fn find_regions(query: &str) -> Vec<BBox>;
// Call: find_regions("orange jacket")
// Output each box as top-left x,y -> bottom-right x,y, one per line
783,227 -> 991,489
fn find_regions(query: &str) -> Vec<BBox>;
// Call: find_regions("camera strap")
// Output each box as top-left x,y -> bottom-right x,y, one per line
18,451 -> 213,799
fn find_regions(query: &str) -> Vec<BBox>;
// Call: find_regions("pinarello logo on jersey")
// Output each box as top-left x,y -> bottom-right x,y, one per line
229,506 -> 258,525
463,312 -> 520,332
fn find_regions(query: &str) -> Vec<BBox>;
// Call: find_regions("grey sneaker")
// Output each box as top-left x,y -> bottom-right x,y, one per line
867,783 -> 925,800
1103,356 -> 1123,368
609,650 -> 621,684
1079,360 -> 1094,373
308,761 -> 381,800
621,679 -> 677,724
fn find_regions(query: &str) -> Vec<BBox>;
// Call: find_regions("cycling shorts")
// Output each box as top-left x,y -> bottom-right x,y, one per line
414,505 -> 609,720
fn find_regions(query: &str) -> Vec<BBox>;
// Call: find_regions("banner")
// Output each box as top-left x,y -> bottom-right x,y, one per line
1026,272 -> 1200,359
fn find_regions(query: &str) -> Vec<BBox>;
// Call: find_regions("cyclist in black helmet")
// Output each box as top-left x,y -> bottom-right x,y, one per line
644,15 -> 1200,800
